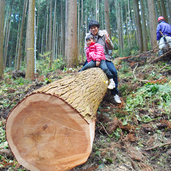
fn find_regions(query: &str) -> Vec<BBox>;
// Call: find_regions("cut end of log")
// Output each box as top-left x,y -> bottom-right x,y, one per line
6,68 -> 108,170
6,93 -> 95,171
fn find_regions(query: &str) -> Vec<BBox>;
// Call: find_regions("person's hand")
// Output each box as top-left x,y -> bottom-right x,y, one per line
96,61 -> 100,67
105,34 -> 110,43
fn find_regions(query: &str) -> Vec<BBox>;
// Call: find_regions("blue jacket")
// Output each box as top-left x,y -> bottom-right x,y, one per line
156,21 -> 171,40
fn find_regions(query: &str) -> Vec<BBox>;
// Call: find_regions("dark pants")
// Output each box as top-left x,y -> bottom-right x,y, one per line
106,61 -> 119,95
80,60 -> 113,79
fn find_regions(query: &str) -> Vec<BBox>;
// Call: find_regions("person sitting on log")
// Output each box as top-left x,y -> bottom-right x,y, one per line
84,20 -> 121,103
80,34 -> 115,90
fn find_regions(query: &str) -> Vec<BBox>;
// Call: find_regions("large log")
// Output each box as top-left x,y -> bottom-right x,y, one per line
6,68 -> 108,171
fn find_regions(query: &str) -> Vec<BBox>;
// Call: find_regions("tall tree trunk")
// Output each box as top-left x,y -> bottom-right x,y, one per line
101,0 -> 104,29
116,1 -> 124,52
96,0 -> 97,21
147,0 -> 157,49
104,0 -> 111,37
160,0 -> 168,22
55,23 -> 58,58
41,28 -> 44,56
45,2 -> 49,53
144,0 -> 151,41
66,0 -> 78,67
157,0 -> 162,16
115,0 -> 119,47
3,9 -> 8,42
140,0 -> 148,51
65,0 -> 68,62
52,0 -> 56,61
98,0 -> 100,22
4,7 -> 12,69
36,0 -> 40,55
17,0 -> 28,71
0,0 -> 5,79
125,3 -> 130,48
96,0 -> 99,22
59,23 -> 61,57
128,0 -> 132,47
9,32 -> 13,68
133,0 -> 143,52
121,1 -> 124,50
77,0 -> 80,61
167,0 -> 171,24
45,14 -> 48,52
85,1 -> 87,34
49,0 -> 52,68
57,23 -> 60,57
14,21 -> 20,70
34,7 -> 37,74
25,0 -> 35,80
4,21 -> 11,69
61,0 -> 65,59
81,0 -> 84,62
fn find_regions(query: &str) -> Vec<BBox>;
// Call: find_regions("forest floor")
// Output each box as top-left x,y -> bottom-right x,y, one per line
0,50 -> 171,171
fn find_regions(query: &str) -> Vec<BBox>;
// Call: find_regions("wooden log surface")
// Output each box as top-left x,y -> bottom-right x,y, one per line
34,67 -> 108,122
6,68 -> 108,171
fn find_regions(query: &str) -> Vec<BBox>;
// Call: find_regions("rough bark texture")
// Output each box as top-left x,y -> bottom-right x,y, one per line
34,69 -> 108,122
66,0 -> 78,67
104,0 -> 111,37
17,0 -> 28,70
140,0 -> 148,51
25,0 -> 35,80
133,0 -> 143,52
0,0 -> 5,79
6,68 -> 108,171
48,0 -> 52,68
160,0 -> 168,22
147,0 -> 157,49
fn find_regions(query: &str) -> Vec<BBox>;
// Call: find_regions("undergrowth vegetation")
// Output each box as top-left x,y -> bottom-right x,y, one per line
126,83 -> 171,118
37,56 -> 66,75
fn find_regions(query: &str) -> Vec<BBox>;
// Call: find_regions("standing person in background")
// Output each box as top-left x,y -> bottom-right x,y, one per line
156,16 -> 171,56
85,20 -> 121,103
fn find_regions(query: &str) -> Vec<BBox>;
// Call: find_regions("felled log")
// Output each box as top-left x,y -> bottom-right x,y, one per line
149,49 -> 171,64
6,68 -> 108,171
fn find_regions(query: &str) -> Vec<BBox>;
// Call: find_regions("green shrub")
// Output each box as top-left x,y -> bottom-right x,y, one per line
13,77 -> 30,85
125,83 -> 171,117
37,56 -> 66,75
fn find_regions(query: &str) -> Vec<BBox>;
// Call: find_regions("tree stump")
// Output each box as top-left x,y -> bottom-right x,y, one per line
6,68 -> 108,171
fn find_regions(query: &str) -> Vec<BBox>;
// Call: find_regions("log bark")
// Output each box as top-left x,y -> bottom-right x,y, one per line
6,68 -> 108,171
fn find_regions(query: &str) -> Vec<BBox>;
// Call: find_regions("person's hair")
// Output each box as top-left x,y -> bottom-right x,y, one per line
88,20 -> 100,30
86,35 -> 94,41
158,19 -> 165,23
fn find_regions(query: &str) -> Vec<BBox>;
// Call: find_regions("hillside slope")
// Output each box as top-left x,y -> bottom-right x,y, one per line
0,53 -> 171,171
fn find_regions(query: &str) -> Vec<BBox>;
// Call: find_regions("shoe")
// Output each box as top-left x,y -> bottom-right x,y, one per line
108,79 -> 115,89
158,50 -> 163,57
114,94 -> 121,103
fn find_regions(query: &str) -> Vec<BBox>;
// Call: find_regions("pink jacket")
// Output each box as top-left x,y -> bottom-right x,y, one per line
86,42 -> 106,63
